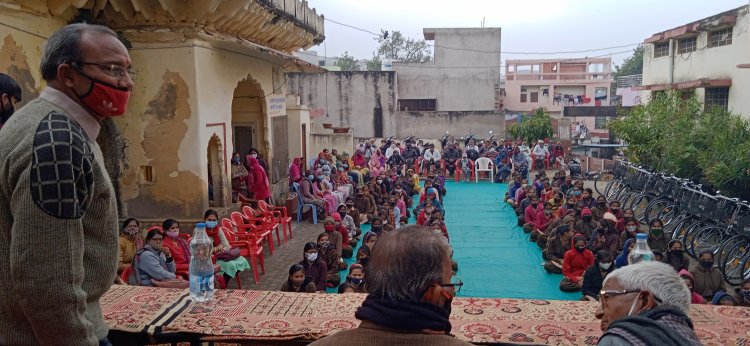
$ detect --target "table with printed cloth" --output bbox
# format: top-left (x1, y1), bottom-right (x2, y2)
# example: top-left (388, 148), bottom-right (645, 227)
top-left (102, 285), bottom-right (750, 345)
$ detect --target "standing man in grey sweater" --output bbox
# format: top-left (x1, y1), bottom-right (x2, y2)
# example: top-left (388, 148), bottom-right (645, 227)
top-left (0, 23), bottom-right (133, 345)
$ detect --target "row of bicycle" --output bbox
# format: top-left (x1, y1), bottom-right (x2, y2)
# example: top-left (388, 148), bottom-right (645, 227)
top-left (594, 160), bottom-right (750, 285)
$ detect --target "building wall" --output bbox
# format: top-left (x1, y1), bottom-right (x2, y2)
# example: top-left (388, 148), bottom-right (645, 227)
top-left (504, 58), bottom-right (612, 115)
top-left (395, 111), bottom-right (505, 139)
top-left (285, 71), bottom-right (397, 138)
top-left (395, 28), bottom-right (501, 111)
top-left (642, 6), bottom-right (750, 118)
top-left (114, 40), bottom-right (283, 219)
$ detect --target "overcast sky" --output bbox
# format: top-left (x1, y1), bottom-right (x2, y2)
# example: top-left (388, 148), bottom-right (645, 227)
top-left (303, 0), bottom-right (748, 68)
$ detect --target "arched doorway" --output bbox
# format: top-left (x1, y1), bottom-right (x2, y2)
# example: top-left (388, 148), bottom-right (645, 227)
top-left (231, 76), bottom-right (266, 167)
top-left (207, 134), bottom-right (228, 207)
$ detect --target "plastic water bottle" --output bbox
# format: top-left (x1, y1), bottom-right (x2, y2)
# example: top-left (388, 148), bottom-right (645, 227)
top-left (628, 233), bottom-right (653, 264)
top-left (189, 222), bottom-right (214, 302)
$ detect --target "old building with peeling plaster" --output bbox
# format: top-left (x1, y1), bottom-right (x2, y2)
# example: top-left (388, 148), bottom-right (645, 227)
top-left (0, 0), bottom-right (326, 221)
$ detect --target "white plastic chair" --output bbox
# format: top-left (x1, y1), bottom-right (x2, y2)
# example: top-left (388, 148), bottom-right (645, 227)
top-left (474, 157), bottom-right (494, 183)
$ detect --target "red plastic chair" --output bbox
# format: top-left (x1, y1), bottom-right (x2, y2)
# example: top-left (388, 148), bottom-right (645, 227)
top-left (221, 227), bottom-right (265, 285)
top-left (230, 212), bottom-right (275, 255)
top-left (258, 200), bottom-right (293, 244)
top-left (239, 207), bottom-right (281, 250)
top-left (454, 159), bottom-right (475, 182)
top-left (221, 218), bottom-right (264, 248)
top-left (121, 265), bottom-right (132, 284)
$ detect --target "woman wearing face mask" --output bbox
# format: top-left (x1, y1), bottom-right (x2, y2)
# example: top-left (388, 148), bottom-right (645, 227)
top-left (162, 219), bottom-right (226, 288)
top-left (118, 218), bottom-right (143, 275)
top-left (230, 152), bottom-right (249, 202)
top-left (616, 208), bottom-right (635, 233)
top-left (246, 156), bottom-right (271, 203)
top-left (288, 157), bottom-right (303, 189)
top-left (280, 264), bottom-right (317, 293)
top-left (557, 196), bottom-right (578, 219)
top-left (337, 203), bottom-right (360, 247)
top-left (543, 224), bottom-right (573, 274)
top-left (369, 217), bottom-right (384, 235)
top-left (588, 219), bottom-right (619, 256)
top-left (591, 196), bottom-right (608, 221)
top-left (647, 219), bottom-right (667, 252)
top-left (312, 169), bottom-right (339, 215)
top-left (298, 170), bottom-right (327, 219)
top-left (133, 228), bottom-right (189, 288)
top-left (204, 209), bottom-right (251, 287)
top-left (560, 235), bottom-right (594, 292)
top-left (690, 250), bottom-right (728, 301)
top-left (664, 239), bottom-right (689, 272)
top-left (581, 250), bottom-right (614, 301)
top-left (678, 269), bottom-right (706, 304)
top-left (619, 218), bottom-right (640, 251)
top-left (615, 238), bottom-right (635, 269)
top-left (316, 233), bottom-right (343, 286)
top-left (345, 264), bottom-right (366, 293)
top-left (575, 208), bottom-right (597, 240)
top-left (298, 242), bottom-right (327, 292)
top-left (356, 246), bottom-right (371, 268)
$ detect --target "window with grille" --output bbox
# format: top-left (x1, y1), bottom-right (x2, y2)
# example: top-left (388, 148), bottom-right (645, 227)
top-left (398, 99), bottom-right (436, 111)
top-left (530, 92), bottom-right (539, 103)
top-left (595, 116), bottom-right (609, 129)
top-left (653, 42), bottom-right (670, 58)
top-left (704, 87), bottom-right (729, 111)
top-left (709, 28), bottom-right (732, 48)
top-left (520, 93), bottom-right (527, 103)
top-left (678, 37), bottom-right (696, 53)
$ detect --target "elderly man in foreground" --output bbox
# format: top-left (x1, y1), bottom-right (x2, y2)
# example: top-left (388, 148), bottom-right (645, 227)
top-left (310, 225), bottom-right (471, 346)
top-left (595, 261), bottom-right (701, 346)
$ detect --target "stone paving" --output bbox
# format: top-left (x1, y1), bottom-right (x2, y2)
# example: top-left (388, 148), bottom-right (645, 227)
top-left (226, 219), bottom-right (325, 291)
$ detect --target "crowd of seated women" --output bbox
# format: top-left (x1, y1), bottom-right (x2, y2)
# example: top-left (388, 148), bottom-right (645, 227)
top-left (504, 166), bottom-right (746, 305)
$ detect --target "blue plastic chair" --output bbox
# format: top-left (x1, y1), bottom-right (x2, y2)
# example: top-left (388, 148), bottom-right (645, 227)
top-left (292, 182), bottom-right (318, 224)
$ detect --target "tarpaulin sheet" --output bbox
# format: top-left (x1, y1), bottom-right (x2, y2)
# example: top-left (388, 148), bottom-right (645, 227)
top-left (445, 181), bottom-right (580, 300)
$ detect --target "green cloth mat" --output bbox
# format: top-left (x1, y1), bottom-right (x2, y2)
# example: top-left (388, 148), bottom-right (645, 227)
top-left (445, 181), bottom-right (580, 300)
top-left (218, 256), bottom-right (251, 278)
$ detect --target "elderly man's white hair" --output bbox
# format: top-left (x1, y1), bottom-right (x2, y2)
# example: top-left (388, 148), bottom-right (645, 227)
top-left (604, 261), bottom-right (691, 314)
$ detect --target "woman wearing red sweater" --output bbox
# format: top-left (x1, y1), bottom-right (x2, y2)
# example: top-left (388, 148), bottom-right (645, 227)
top-left (560, 234), bottom-right (594, 292)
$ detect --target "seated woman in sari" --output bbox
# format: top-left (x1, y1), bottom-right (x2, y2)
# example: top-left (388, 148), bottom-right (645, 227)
top-left (161, 219), bottom-right (226, 288)
top-left (204, 209), bottom-right (251, 286)
top-left (118, 218), bottom-right (143, 275)
top-left (368, 149), bottom-right (384, 178)
top-left (312, 169), bottom-right (340, 215)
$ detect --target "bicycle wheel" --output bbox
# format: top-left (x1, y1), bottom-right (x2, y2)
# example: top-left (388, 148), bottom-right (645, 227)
top-left (614, 186), bottom-right (632, 207)
top-left (723, 241), bottom-right (750, 285)
top-left (660, 205), bottom-right (679, 226)
top-left (605, 180), bottom-right (622, 201)
top-left (683, 220), bottom-right (712, 258)
top-left (717, 235), bottom-right (744, 273)
top-left (631, 194), bottom-right (652, 223)
top-left (596, 172), bottom-right (615, 197)
top-left (669, 215), bottom-right (693, 242)
top-left (688, 225), bottom-right (727, 259)
top-left (645, 198), bottom-right (671, 224)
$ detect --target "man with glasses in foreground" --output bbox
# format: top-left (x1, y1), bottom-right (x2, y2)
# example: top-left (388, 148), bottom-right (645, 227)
top-left (0, 23), bottom-right (132, 345)
top-left (311, 225), bottom-right (470, 345)
top-left (595, 261), bottom-right (701, 346)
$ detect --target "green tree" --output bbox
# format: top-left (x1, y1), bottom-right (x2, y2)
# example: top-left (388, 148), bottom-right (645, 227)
top-left (612, 45), bottom-right (644, 79)
top-left (608, 90), bottom-right (750, 199)
top-left (373, 30), bottom-right (432, 63)
top-left (366, 55), bottom-right (382, 71)
top-left (507, 108), bottom-right (554, 143)
top-left (334, 51), bottom-right (360, 71)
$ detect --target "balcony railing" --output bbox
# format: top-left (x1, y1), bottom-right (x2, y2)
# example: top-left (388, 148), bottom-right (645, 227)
top-left (506, 71), bottom-right (611, 81)
top-left (616, 74), bottom-right (643, 88)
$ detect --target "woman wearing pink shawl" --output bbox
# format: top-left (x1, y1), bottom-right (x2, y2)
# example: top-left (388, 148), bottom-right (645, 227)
top-left (368, 149), bottom-right (384, 178)
top-left (247, 157), bottom-right (271, 201)
top-left (289, 157), bottom-right (302, 187)
top-left (312, 169), bottom-right (338, 214)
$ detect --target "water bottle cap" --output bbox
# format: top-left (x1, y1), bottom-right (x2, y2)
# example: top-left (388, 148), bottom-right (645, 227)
top-left (636, 233), bottom-right (647, 240)
top-left (195, 222), bottom-right (207, 228)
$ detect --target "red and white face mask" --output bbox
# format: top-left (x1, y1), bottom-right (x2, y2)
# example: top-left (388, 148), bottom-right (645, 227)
top-left (77, 76), bottom-right (130, 117)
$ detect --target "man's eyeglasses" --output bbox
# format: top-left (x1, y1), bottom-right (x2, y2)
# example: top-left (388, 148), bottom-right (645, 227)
top-left (599, 290), bottom-right (662, 304)
top-left (76, 62), bottom-right (136, 81)
top-left (440, 275), bottom-right (463, 294)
